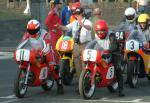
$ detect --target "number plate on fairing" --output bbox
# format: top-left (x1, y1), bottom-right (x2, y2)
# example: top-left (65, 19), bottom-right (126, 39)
top-left (16, 49), bottom-right (30, 61)
top-left (82, 49), bottom-right (97, 62)
top-left (126, 40), bottom-right (139, 51)
top-left (106, 66), bottom-right (114, 79)
top-left (39, 67), bottom-right (48, 80)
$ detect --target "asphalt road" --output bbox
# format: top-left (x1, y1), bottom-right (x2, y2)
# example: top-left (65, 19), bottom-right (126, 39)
top-left (1, 57), bottom-right (150, 103)
top-left (1, 1), bottom-right (150, 103)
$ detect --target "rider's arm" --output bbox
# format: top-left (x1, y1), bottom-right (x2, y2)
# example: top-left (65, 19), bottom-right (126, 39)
top-left (17, 39), bottom-right (28, 49)
top-left (21, 32), bottom-right (29, 42)
top-left (85, 39), bottom-right (97, 49)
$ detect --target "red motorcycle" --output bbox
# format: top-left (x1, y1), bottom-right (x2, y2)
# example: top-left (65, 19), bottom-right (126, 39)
top-left (79, 48), bottom-right (118, 99)
top-left (13, 42), bottom-right (56, 98)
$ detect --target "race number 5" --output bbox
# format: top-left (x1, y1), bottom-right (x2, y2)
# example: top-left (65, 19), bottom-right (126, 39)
top-left (87, 50), bottom-right (92, 60)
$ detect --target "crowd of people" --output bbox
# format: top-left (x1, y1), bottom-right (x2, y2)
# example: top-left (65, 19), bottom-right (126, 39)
top-left (19, 0), bottom-right (150, 97)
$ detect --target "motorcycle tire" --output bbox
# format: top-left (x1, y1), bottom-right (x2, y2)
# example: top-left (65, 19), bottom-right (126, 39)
top-left (41, 74), bottom-right (54, 91)
top-left (127, 60), bottom-right (138, 88)
top-left (59, 59), bottom-right (73, 86)
top-left (146, 76), bottom-right (150, 81)
top-left (107, 80), bottom-right (118, 93)
top-left (79, 69), bottom-right (95, 99)
top-left (14, 69), bottom-right (28, 98)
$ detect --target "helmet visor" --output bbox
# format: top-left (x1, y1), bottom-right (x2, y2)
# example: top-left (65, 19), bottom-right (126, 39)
top-left (96, 30), bottom-right (107, 34)
top-left (27, 27), bottom-right (39, 35)
top-left (96, 30), bottom-right (107, 39)
top-left (126, 15), bottom-right (135, 20)
top-left (71, 10), bottom-right (76, 15)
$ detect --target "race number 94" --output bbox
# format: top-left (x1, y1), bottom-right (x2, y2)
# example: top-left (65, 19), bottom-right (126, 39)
top-left (115, 31), bottom-right (124, 40)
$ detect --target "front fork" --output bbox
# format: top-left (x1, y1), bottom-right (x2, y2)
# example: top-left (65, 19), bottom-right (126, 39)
top-left (24, 64), bottom-right (31, 85)
top-left (69, 54), bottom-right (74, 73)
top-left (129, 56), bottom-right (140, 75)
top-left (137, 57), bottom-right (141, 75)
top-left (85, 63), bottom-right (97, 86)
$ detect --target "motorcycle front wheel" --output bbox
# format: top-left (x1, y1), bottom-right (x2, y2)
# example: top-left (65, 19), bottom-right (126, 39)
top-left (41, 74), bottom-right (54, 91)
top-left (14, 69), bottom-right (28, 98)
top-left (79, 69), bottom-right (95, 99)
top-left (59, 59), bottom-right (74, 86)
top-left (127, 60), bottom-right (138, 88)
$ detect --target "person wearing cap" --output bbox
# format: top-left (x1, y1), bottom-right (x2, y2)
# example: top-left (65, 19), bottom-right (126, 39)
top-left (60, 0), bottom-right (73, 25)
top-left (45, 0), bottom-right (64, 94)
top-left (56, 7), bottom-right (92, 92)
top-left (136, 0), bottom-right (149, 14)
top-left (69, 2), bottom-right (81, 23)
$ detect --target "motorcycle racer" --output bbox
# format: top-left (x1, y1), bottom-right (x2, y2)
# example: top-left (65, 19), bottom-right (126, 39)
top-left (86, 20), bottom-right (125, 97)
top-left (17, 19), bottom-right (64, 94)
top-left (129, 13), bottom-right (150, 49)
top-left (117, 7), bottom-right (137, 34)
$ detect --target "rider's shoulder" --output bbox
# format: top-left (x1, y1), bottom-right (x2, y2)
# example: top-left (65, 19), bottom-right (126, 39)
top-left (108, 30), bottom-right (115, 37)
top-left (40, 28), bottom-right (48, 33)
top-left (88, 39), bottom-right (97, 44)
top-left (134, 25), bottom-right (139, 30)
top-left (39, 29), bottom-right (48, 37)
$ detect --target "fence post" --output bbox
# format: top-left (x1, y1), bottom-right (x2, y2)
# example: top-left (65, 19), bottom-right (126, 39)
top-left (45, 0), bottom-right (49, 7)
top-left (7, 0), bottom-right (19, 8)
top-left (23, 0), bottom-right (31, 15)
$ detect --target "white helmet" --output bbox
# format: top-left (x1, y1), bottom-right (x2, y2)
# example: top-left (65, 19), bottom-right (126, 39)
top-left (124, 7), bottom-right (137, 23)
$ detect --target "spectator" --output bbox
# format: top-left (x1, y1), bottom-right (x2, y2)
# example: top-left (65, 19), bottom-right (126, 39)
top-left (69, 2), bottom-right (81, 23)
top-left (136, 0), bottom-right (150, 13)
top-left (49, 0), bottom-right (55, 10)
top-left (56, 7), bottom-right (92, 92)
top-left (45, 0), bottom-right (63, 75)
top-left (60, 0), bottom-right (73, 25)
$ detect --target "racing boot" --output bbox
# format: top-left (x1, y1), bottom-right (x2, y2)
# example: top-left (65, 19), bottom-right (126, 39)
top-left (118, 76), bottom-right (125, 97)
top-left (116, 68), bottom-right (125, 97)
top-left (119, 91), bottom-right (125, 97)
top-left (56, 79), bottom-right (64, 94)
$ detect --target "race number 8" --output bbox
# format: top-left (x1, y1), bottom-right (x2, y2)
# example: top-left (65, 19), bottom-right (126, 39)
top-left (61, 41), bottom-right (68, 50)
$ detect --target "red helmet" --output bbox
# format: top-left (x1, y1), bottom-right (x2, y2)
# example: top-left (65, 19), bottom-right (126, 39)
top-left (27, 19), bottom-right (40, 35)
top-left (95, 20), bottom-right (108, 39)
top-left (71, 2), bottom-right (81, 15)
